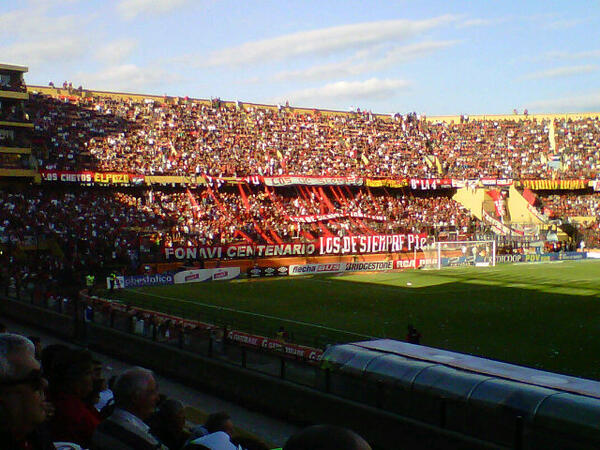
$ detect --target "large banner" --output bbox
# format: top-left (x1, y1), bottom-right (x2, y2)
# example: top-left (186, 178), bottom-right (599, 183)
top-left (40, 170), bottom-right (145, 186)
top-left (165, 242), bottom-right (317, 260)
top-left (318, 233), bottom-right (427, 255)
top-left (289, 212), bottom-right (386, 223)
top-left (409, 178), bottom-right (453, 190)
top-left (482, 210), bottom-right (512, 236)
top-left (165, 234), bottom-right (428, 260)
top-left (263, 175), bottom-right (363, 187)
top-left (365, 178), bottom-right (409, 188)
top-left (521, 179), bottom-right (588, 190)
top-left (486, 190), bottom-right (506, 218)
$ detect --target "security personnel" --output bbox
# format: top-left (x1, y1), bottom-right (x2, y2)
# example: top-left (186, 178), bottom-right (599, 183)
top-left (86, 273), bottom-right (95, 295)
top-left (108, 272), bottom-right (118, 294)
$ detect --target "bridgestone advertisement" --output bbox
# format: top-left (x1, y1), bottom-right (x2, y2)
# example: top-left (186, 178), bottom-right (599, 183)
top-left (289, 261), bottom-right (393, 276)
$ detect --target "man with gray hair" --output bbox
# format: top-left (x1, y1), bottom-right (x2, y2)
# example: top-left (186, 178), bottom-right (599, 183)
top-left (91, 367), bottom-right (166, 449)
top-left (0, 333), bottom-right (54, 449)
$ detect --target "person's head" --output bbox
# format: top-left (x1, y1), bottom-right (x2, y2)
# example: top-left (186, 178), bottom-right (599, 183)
top-left (49, 348), bottom-right (94, 399)
top-left (112, 367), bottom-right (159, 420)
top-left (155, 398), bottom-right (186, 431)
top-left (205, 411), bottom-right (234, 437)
top-left (284, 425), bottom-right (372, 450)
top-left (40, 343), bottom-right (70, 379)
top-left (0, 334), bottom-right (48, 437)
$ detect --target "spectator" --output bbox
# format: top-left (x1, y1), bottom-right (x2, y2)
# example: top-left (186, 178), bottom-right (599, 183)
top-left (185, 411), bottom-right (236, 449)
top-left (91, 367), bottom-right (166, 449)
top-left (0, 333), bottom-right (54, 449)
top-left (283, 425), bottom-right (372, 450)
top-left (48, 348), bottom-right (101, 447)
top-left (149, 398), bottom-right (190, 450)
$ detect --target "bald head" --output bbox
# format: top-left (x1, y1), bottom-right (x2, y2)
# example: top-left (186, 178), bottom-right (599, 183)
top-left (284, 425), bottom-right (371, 450)
top-left (113, 367), bottom-right (159, 420)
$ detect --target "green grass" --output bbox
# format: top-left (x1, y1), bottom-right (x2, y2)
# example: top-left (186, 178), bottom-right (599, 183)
top-left (105, 260), bottom-right (600, 380)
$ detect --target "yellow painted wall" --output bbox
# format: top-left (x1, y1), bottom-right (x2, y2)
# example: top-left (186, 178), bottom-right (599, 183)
top-left (453, 187), bottom-right (484, 220)
top-left (0, 168), bottom-right (36, 177)
top-left (507, 184), bottom-right (544, 224)
top-left (0, 147), bottom-right (31, 154)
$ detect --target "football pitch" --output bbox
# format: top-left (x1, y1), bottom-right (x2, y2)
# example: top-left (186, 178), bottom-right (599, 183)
top-left (107, 259), bottom-right (600, 380)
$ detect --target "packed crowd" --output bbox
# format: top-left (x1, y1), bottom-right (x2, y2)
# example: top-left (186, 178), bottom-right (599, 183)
top-left (554, 117), bottom-right (600, 176)
top-left (539, 193), bottom-right (600, 218)
top-left (27, 92), bottom-right (600, 179)
top-left (538, 193), bottom-right (600, 248)
top-left (0, 332), bottom-right (371, 449)
top-left (0, 186), bottom-right (476, 258)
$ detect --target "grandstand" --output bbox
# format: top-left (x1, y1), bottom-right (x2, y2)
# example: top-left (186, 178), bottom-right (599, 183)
top-left (2, 81), bottom-right (600, 265)
top-left (1, 68), bottom-right (600, 450)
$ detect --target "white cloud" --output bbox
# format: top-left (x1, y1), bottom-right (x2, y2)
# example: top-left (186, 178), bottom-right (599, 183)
top-left (544, 49), bottom-right (600, 60)
top-left (0, 37), bottom-right (88, 66)
top-left (117, 0), bottom-right (191, 19)
top-left (272, 40), bottom-right (459, 82)
top-left (96, 39), bottom-right (138, 64)
top-left (76, 64), bottom-right (179, 91)
top-left (542, 18), bottom-right (588, 31)
top-left (273, 78), bottom-right (410, 106)
top-left (526, 92), bottom-right (600, 112)
top-left (0, 9), bottom-right (82, 38)
top-left (458, 18), bottom-right (503, 28)
top-left (523, 65), bottom-right (597, 80)
top-left (205, 15), bottom-right (459, 67)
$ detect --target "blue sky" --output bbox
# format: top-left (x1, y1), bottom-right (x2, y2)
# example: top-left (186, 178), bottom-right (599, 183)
top-left (1, 0), bottom-right (599, 115)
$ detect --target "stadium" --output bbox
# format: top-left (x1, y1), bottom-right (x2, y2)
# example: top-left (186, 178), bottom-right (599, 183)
top-left (1, 6), bottom-right (600, 448)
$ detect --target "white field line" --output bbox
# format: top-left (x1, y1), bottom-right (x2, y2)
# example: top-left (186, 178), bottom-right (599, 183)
top-left (129, 289), bottom-right (374, 338)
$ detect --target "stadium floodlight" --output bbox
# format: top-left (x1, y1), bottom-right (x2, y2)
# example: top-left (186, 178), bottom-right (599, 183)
top-left (421, 240), bottom-right (496, 270)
